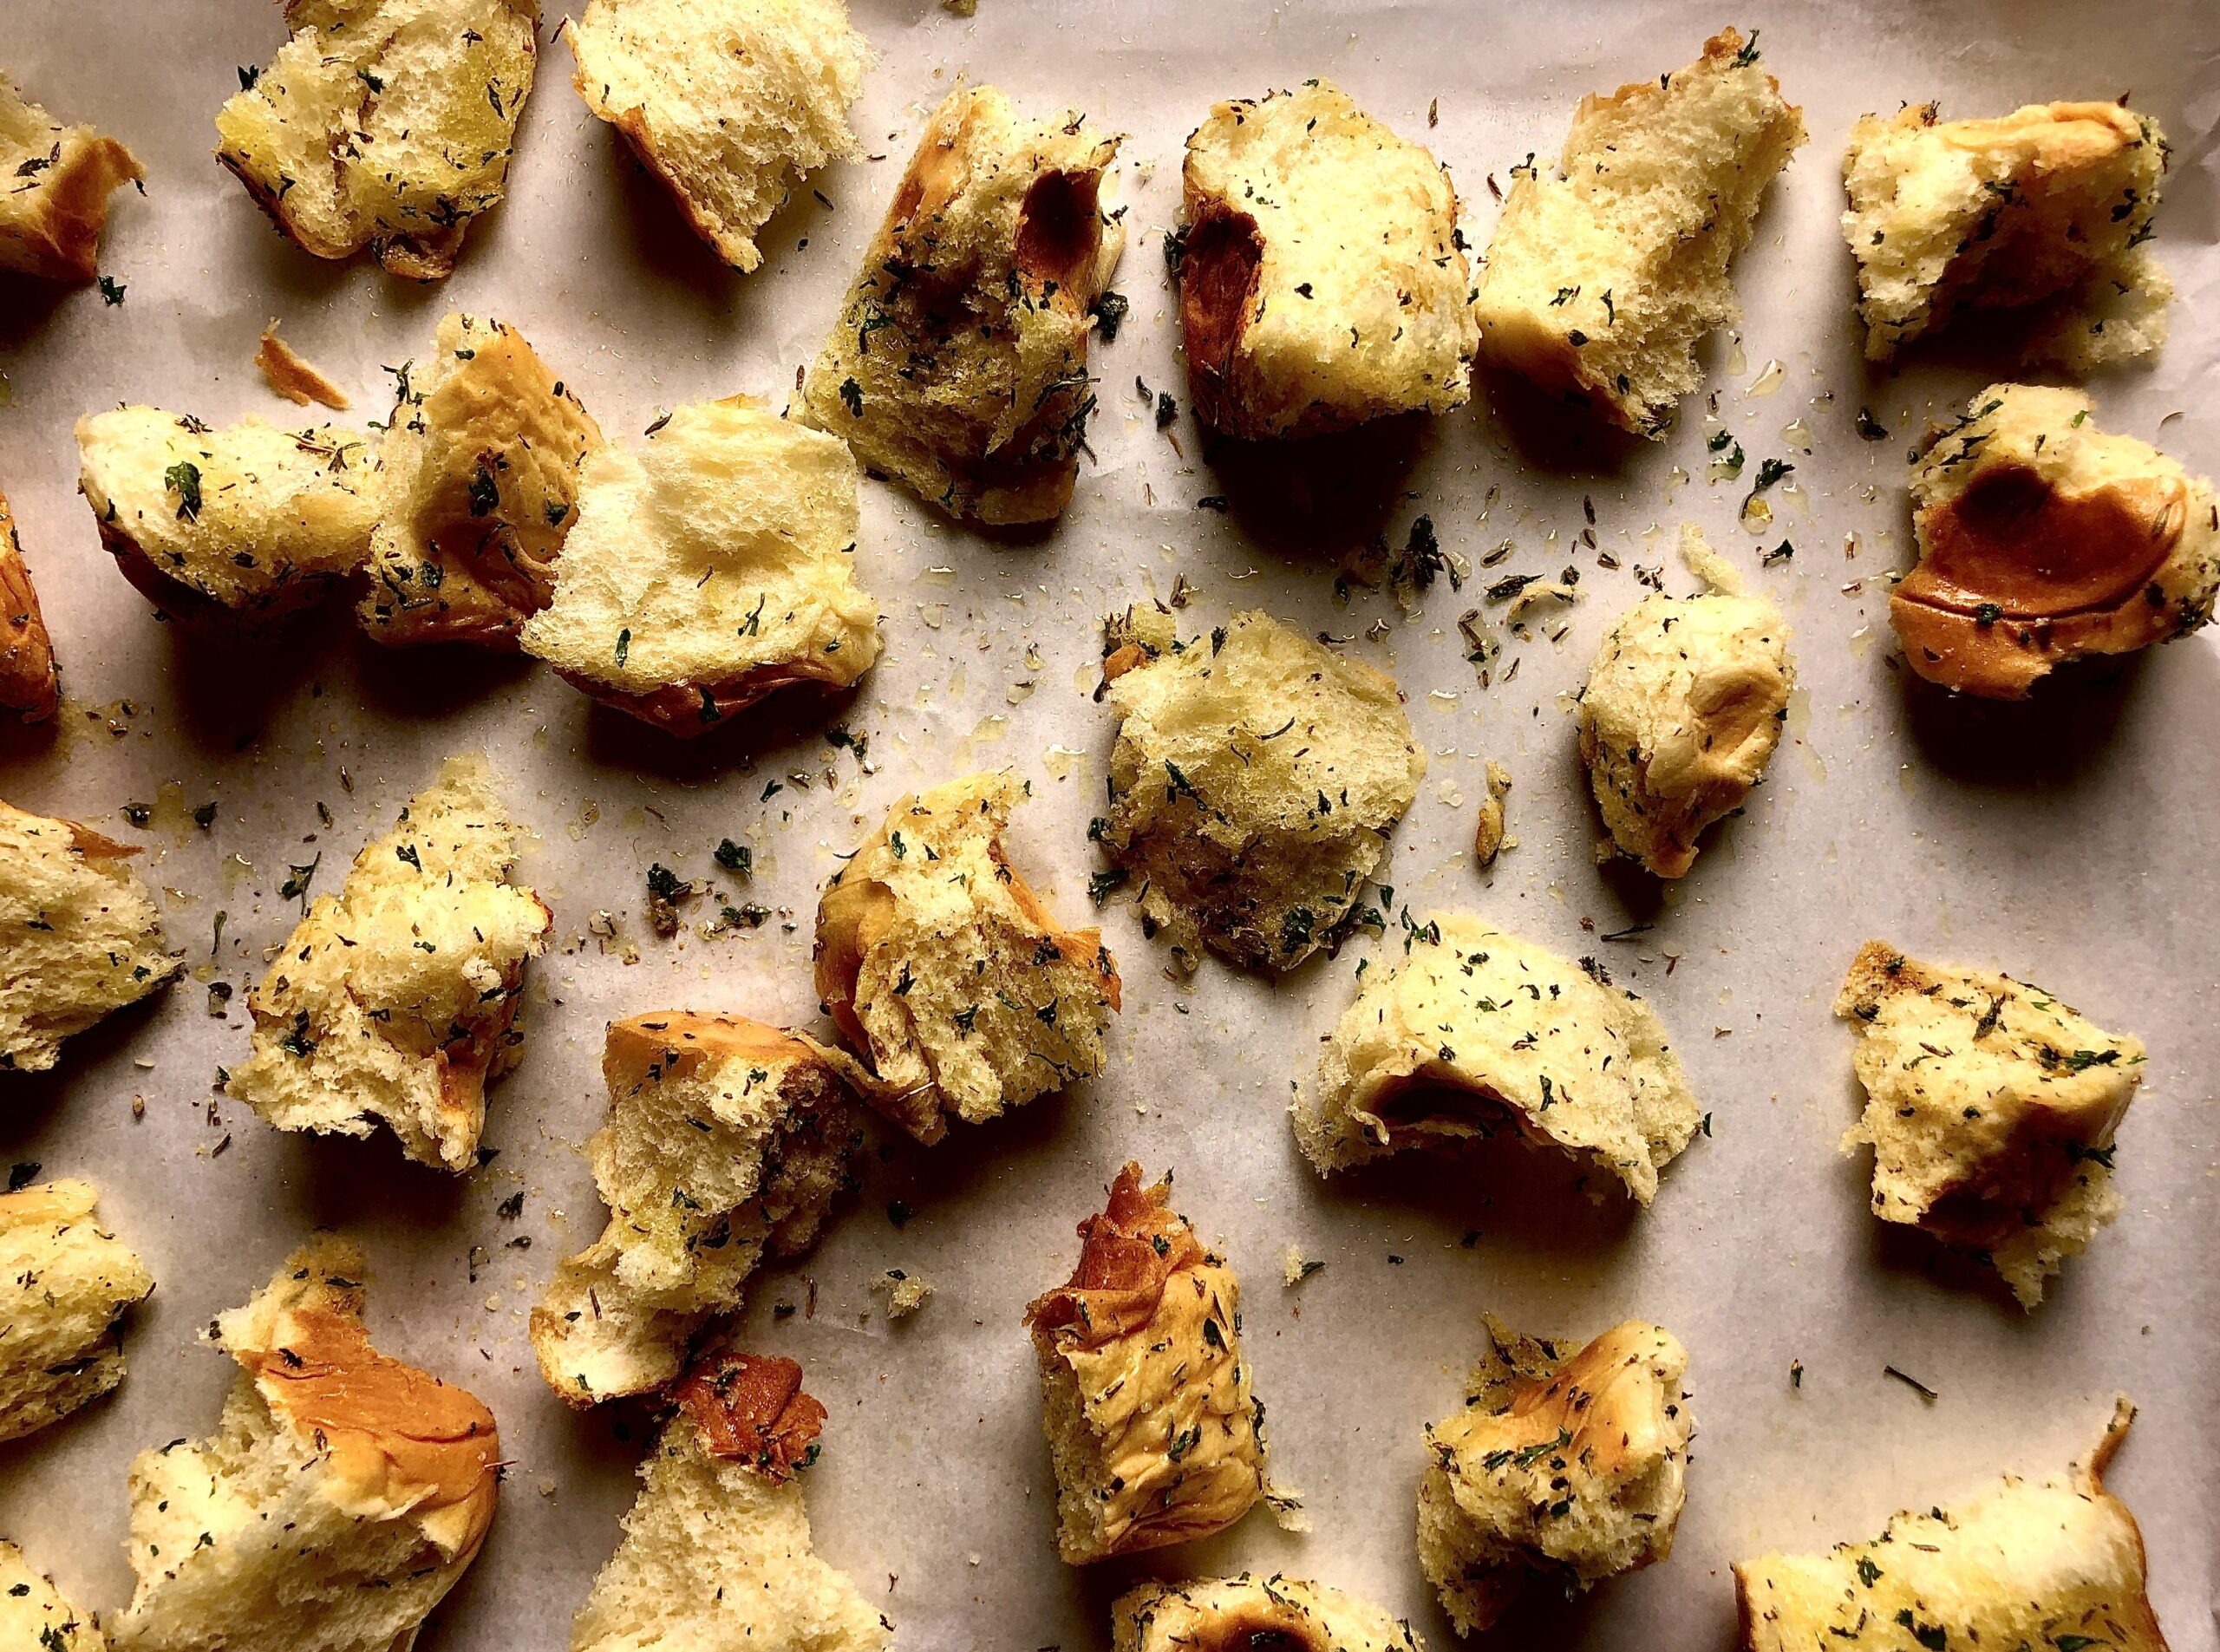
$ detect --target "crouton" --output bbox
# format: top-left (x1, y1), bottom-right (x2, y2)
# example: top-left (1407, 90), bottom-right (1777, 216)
top-left (800, 85), bottom-right (1123, 524)
top-left (568, 0), bottom-right (872, 271)
top-left (1096, 608), bottom-right (1425, 972)
top-left (75, 408), bottom-right (376, 621)
top-left (1025, 1165), bottom-right (1266, 1564)
top-left (112, 1238), bottom-right (500, 1652)
top-left (571, 1351), bottom-right (890, 1652)
top-left (1293, 914), bottom-right (1701, 1204)
top-left (815, 771), bottom-right (1118, 1143)
top-left (1420, 1317), bottom-right (1692, 1635)
top-left (1895, 383), bottom-right (2218, 698)
top-left (1842, 101), bottom-right (2168, 362)
top-left (0, 802), bottom-right (177, 1073)
top-left (0, 1179), bottom-right (153, 1442)
top-left (532, 1013), bottom-right (868, 1406)
top-left (519, 396), bottom-right (880, 732)
top-left (361, 312), bottom-right (603, 648)
top-left (1113, 1575), bottom-right (1421, 1652)
top-left (1835, 941), bottom-right (2144, 1308)
top-left (226, 754), bottom-right (552, 1171)
top-left (0, 1540), bottom-right (104, 1652)
top-left (1473, 29), bottom-right (1805, 437)
top-left (1177, 79), bottom-right (1476, 438)
top-left (1577, 526), bottom-right (1794, 877)
top-left (217, 0), bottom-right (539, 280)
top-left (0, 75), bottom-right (141, 282)
top-left (0, 487), bottom-right (60, 721)
top-left (1736, 1398), bottom-right (2164, 1652)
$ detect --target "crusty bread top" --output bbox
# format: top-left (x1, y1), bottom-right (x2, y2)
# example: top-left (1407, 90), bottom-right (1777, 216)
top-left (1180, 79), bottom-right (1476, 438)
top-left (214, 1237), bottom-right (500, 1562)
top-left (1439, 1318), bottom-right (1688, 1484)
top-left (1894, 383), bottom-right (2219, 698)
top-left (671, 1350), bottom-right (826, 1481)
top-left (0, 486), bottom-right (60, 722)
top-left (0, 73), bottom-right (142, 283)
top-left (1113, 1574), bottom-right (1420, 1652)
top-left (1024, 1162), bottom-right (1206, 1350)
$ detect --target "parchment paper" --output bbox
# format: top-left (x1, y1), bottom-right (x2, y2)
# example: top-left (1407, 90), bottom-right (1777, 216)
top-left (1, 1), bottom-right (2215, 1647)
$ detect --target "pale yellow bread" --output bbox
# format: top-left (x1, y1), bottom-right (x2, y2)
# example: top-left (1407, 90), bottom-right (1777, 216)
top-left (0, 74), bottom-right (141, 281)
top-left (0, 1179), bottom-right (153, 1442)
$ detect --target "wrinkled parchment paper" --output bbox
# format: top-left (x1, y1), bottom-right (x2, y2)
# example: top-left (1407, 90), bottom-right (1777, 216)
top-left (2, 1), bottom-right (2215, 1647)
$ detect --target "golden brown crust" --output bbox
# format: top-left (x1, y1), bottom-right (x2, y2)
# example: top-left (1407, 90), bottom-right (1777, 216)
top-left (672, 1351), bottom-right (826, 1481)
top-left (1176, 197), bottom-right (1266, 436)
top-left (5, 130), bottom-right (142, 282)
top-left (551, 656), bottom-right (854, 736)
top-left (1897, 463), bottom-right (2191, 697)
top-left (0, 491), bottom-right (60, 722)
top-left (255, 327), bottom-right (352, 410)
top-left (1024, 1163), bottom-right (1206, 1348)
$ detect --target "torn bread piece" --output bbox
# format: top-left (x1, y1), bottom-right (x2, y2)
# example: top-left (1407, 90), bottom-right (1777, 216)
top-left (0, 1179), bottom-right (153, 1443)
top-left (815, 771), bottom-right (1118, 1144)
top-left (518, 395), bottom-right (879, 732)
top-left (0, 1540), bottom-right (105, 1652)
top-left (227, 754), bottom-right (552, 1171)
top-left (568, 0), bottom-right (872, 272)
top-left (255, 325), bottom-right (350, 410)
top-left (75, 408), bottom-right (376, 622)
top-left (1474, 29), bottom-right (1805, 437)
top-left (1895, 383), bottom-right (2218, 698)
top-left (1835, 941), bottom-right (2144, 1308)
top-left (1113, 1574), bottom-right (1422, 1652)
top-left (1025, 1165), bottom-right (1266, 1564)
top-left (1842, 101), bottom-right (2169, 362)
top-left (1577, 526), bottom-right (1794, 877)
top-left (1293, 914), bottom-right (1701, 1204)
top-left (1473, 762), bottom-right (1512, 869)
top-left (216, 0), bottom-right (539, 280)
top-left (532, 1013), bottom-right (868, 1406)
top-left (0, 75), bottom-right (141, 282)
top-left (0, 802), bottom-right (177, 1073)
top-left (800, 85), bottom-right (1123, 524)
top-left (0, 486), bottom-right (61, 721)
top-left (113, 1237), bottom-right (500, 1652)
top-left (1096, 608), bottom-right (1425, 973)
top-left (571, 1351), bottom-right (891, 1652)
top-left (1736, 1398), bottom-right (2165, 1652)
top-left (1420, 1317), bottom-right (1693, 1636)
top-left (1178, 79), bottom-right (1476, 438)
top-left (362, 311), bottom-right (602, 648)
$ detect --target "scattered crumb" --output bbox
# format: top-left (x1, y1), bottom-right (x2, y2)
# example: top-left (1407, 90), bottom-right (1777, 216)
top-left (1473, 761), bottom-right (1512, 868)
top-left (940, 0), bottom-right (976, 12)
top-left (872, 1269), bottom-right (933, 1319)
top-left (1282, 1244), bottom-right (1324, 1286)
top-left (255, 323), bottom-right (350, 409)
top-left (1264, 1480), bottom-right (1312, 1533)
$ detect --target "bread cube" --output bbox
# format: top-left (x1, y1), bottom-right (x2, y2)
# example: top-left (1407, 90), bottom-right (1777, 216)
top-left (1113, 1575), bottom-right (1422, 1652)
top-left (0, 1179), bottom-right (153, 1442)
top-left (0, 75), bottom-right (140, 281)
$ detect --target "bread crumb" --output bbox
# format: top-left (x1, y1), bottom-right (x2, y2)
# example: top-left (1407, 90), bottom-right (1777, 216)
top-left (872, 1270), bottom-right (933, 1319)
top-left (255, 324), bottom-right (350, 409)
top-left (1474, 761), bottom-right (1512, 867)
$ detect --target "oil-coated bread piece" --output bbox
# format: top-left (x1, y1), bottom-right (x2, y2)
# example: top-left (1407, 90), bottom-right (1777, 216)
top-left (571, 1351), bottom-right (890, 1652)
top-left (1097, 608), bottom-right (1424, 973)
top-left (1895, 384), bottom-right (2218, 699)
top-left (1294, 914), bottom-right (1701, 1204)
top-left (519, 396), bottom-right (880, 733)
top-left (568, 0), bottom-right (872, 272)
top-left (1113, 1575), bottom-right (1423, 1652)
top-left (112, 1238), bottom-right (500, 1652)
top-left (1736, 1398), bottom-right (2164, 1652)
top-left (0, 1179), bottom-right (153, 1442)
top-left (1577, 526), bottom-right (1793, 877)
top-left (0, 487), bottom-right (61, 721)
top-left (1842, 101), bottom-right (2168, 362)
top-left (1025, 1165), bottom-right (1266, 1564)
top-left (1178, 79), bottom-right (1476, 438)
top-left (0, 75), bottom-right (141, 281)
top-left (0, 1539), bottom-right (105, 1652)
top-left (800, 85), bottom-right (1123, 524)
top-left (361, 311), bottom-right (602, 647)
top-left (227, 754), bottom-right (552, 1171)
top-left (532, 1013), bottom-right (868, 1406)
top-left (75, 409), bottom-right (376, 621)
top-left (1835, 941), bottom-right (2143, 1308)
top-left (1419, 1318), bottom-right (1692, 1636)
top-left (815, 771), bottom-right (1118, 1143)
top-left (0, 803), bottom-right (177, 1073)
top-left (1474, 29), bottom-right (1804, 437)
top-left (217, 0), bottom-right (539, 280)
